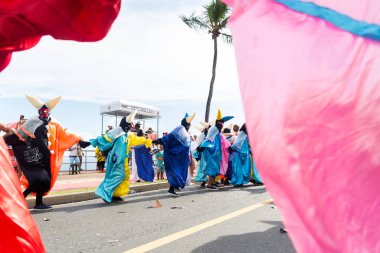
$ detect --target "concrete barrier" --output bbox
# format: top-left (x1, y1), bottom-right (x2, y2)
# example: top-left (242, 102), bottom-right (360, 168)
top-left (26, 182), bottom-right (170, 208)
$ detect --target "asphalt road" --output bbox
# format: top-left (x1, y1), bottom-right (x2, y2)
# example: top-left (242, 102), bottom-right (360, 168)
top-left (32, 184), bottom-right (296, 253)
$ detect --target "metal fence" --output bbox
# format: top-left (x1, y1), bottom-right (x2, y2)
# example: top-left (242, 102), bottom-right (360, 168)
top-left (61, 149), bottom-right (97, 171)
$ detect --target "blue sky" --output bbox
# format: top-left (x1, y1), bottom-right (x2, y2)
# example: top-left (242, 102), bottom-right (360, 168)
top-left (0, 0), bottom-right (245, 140)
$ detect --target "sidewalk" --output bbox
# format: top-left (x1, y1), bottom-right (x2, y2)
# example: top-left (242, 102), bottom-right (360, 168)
top-left (26, 170), bottom-right (170, 208)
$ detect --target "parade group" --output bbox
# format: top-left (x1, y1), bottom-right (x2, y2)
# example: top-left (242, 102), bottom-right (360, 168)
top-left (0, 95), bottom-right (263, 209)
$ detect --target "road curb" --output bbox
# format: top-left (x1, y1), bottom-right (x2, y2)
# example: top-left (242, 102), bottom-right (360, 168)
top-left (26, 182), bottom-right (170, 208)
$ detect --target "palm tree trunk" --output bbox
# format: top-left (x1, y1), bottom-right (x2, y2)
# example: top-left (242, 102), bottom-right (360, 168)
top-left (205, 37), bottom-right (218, 122)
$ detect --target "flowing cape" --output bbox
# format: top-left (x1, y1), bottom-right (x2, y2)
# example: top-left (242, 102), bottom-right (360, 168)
top-left (0, 137), bottom-right (46, 253)
top-left (90, 129), bottom-right (152, 202)
top-left (0, 0), bottom-right (121, 71)
top-left (134, 145), bottom-right (154, 182)
top-left (230, 133), bottom-right (251, 185)
top-left (200, 126), bottom-right (222, 177)
top-left (93, 135), bottom-right (127, 203)
top-left (161, 126), bottom-right (190, 189)
top-left (224, 0), bottom-right (380, 252)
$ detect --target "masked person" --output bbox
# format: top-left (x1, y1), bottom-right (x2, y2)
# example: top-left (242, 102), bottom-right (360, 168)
top-left (90, 111), bottom-right (152, 203)
top-left (153, 113), bottom-right (195, 196)
top-left (199, 109), bottom-right (233, 190)
top-left (230, 123), bottom-right (254, 186)
top-left (193, 121), bottom-right (213, 187)
top-left (2, 95), bottom-right (90, 209)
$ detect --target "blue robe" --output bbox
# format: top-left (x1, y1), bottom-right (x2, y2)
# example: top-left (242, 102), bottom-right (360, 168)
top-left (251, 155), bottom-right (263, 184)
top-left (230, 132), bottom-right (251, 186)
top-left (90, 127), bottom-right (127, 202)
top-left (200, 126), bottom-right (222, 178)
top-left (134, 144), bottom-right (154, 182)
top-left (161, 126), bottom-right (190, 189)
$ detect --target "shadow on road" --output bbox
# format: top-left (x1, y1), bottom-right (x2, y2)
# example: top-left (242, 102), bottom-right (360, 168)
top-left (191, 220), bottom-right (296, 253)
top-left (32, 184), bottom-right (267, 214)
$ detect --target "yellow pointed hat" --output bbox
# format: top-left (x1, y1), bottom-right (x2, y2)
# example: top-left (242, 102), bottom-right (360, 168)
top-left (26, 95), bottom-right (61, 110)
top-left (216, 109), bottom-right (223, 121)
top-left (216, 109), bottom-right (234, 122)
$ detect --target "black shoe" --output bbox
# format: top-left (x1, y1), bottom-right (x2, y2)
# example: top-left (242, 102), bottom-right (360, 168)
top-left (111, 197), bottom-right (124, 202)
top-left (200, 182), bottom-right (206, 188)
top-left (206, 185), bottom-right (218, 191)
top-left (224, 180), bottom-right (230, 186)
top-left (212, 183), bottom-right (222, 188)
top-left (34, 204), bottom-right (52, 210)
top-left (168, 189), bottom-right (180, 197)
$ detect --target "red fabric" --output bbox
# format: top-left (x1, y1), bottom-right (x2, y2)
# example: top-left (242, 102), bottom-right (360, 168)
top-left (0, 137), bottom-right (46, 253)
top-left (0, 0), bottom-right (121, 71)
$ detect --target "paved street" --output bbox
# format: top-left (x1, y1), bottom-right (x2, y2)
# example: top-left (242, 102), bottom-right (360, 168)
top-left (32, 184), bottom-right (295, 253)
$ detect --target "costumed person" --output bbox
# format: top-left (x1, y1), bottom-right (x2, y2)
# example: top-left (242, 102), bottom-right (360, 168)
top-left (90, 111), bottom-right (152, 203)
top-left (95, 147), bottom-right (106, 172)
top-left (153, 113), bottom-right (195, 196)
top-left (0, 0), bottom-right (121, 72)
top-left (0, 136), bottom-right (46, 252)
top-left (129, 123), bottom-right (142, 182)
top-left (2, 95), bottom-right (90, 209)
top-left (224, 0), bottom-right (380, 251)
top-left (230, 123), bottom-right (252, 186)
top-left (133, 129), bottom-right (155, 182)
top-left (193, 122), bottom-right (212, 187)
top-left (222, 124), bottom-right (235, 185)
top-left (199, 109), bottom-right (233, 190)
top-left (155, 144), bottom-right (165, 180)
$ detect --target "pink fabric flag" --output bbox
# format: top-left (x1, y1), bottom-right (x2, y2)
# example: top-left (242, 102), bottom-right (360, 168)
top-left (224, 0), bottom-right (380, 252)
top-left (220, 134), bottom-right (231, 176)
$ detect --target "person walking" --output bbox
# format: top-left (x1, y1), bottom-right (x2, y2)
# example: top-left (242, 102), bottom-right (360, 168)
top-left (153, 113), bottom-right (195, 196)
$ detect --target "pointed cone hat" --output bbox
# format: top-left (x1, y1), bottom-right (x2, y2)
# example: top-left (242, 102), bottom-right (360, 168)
top-left (186, 113), bottom-right (195, 123)
top-left (127, 110), bottom-right (137, 123)
top-left (45, 96), bottom-right (61, 110)
top-left (216, 109), bottom-right (234, 123)
top-left (216, 109), bottom-right (223, 121)
top-left (26, 95), bottom-right (44, 110)
top-left (200, 121), bottom-right (211, 129)
top-left (26, 95), bottom-right (61, 110)
top-left (193, 125), bottom-right (204, 132)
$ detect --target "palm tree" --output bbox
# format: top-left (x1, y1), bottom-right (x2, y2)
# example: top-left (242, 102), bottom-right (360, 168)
top-left (181, 0), bottom-right (232, 122)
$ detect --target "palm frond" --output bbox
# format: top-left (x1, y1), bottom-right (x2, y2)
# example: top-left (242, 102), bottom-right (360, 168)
top-left (180, 14), bottom-right (210, 32)
top-left (220, 33), bottom-right (233, 44)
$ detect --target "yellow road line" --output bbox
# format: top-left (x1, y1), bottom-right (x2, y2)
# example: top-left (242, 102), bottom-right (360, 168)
top-left (123, 199), bottom-right (273, 253)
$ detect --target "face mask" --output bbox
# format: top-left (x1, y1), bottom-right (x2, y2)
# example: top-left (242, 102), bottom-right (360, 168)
top-left (39, 108), bottom-right (50, 119)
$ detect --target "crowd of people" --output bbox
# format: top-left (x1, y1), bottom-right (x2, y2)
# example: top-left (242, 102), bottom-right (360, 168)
top-left (0, 95), bottom-right (263, 207)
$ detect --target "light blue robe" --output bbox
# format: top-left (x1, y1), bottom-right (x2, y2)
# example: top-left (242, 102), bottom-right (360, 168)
top-left (200, 126), bottom-right (222, 177)
top-left (193, 132), bottom-right (207, 182)
top-left (90, 127), bottom-right (127, 202)
top-left (230, 131), bottom-right (251, 186)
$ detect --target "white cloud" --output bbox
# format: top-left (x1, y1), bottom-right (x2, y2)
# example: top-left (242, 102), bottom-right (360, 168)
top-left (0, 0), bottom-right (240, 105)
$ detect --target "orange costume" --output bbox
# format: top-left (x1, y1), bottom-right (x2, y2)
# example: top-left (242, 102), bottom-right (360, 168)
top-left (0, 137), bottom-right (46, 252)
top-left (3, 96), bottom-right (87, 209)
